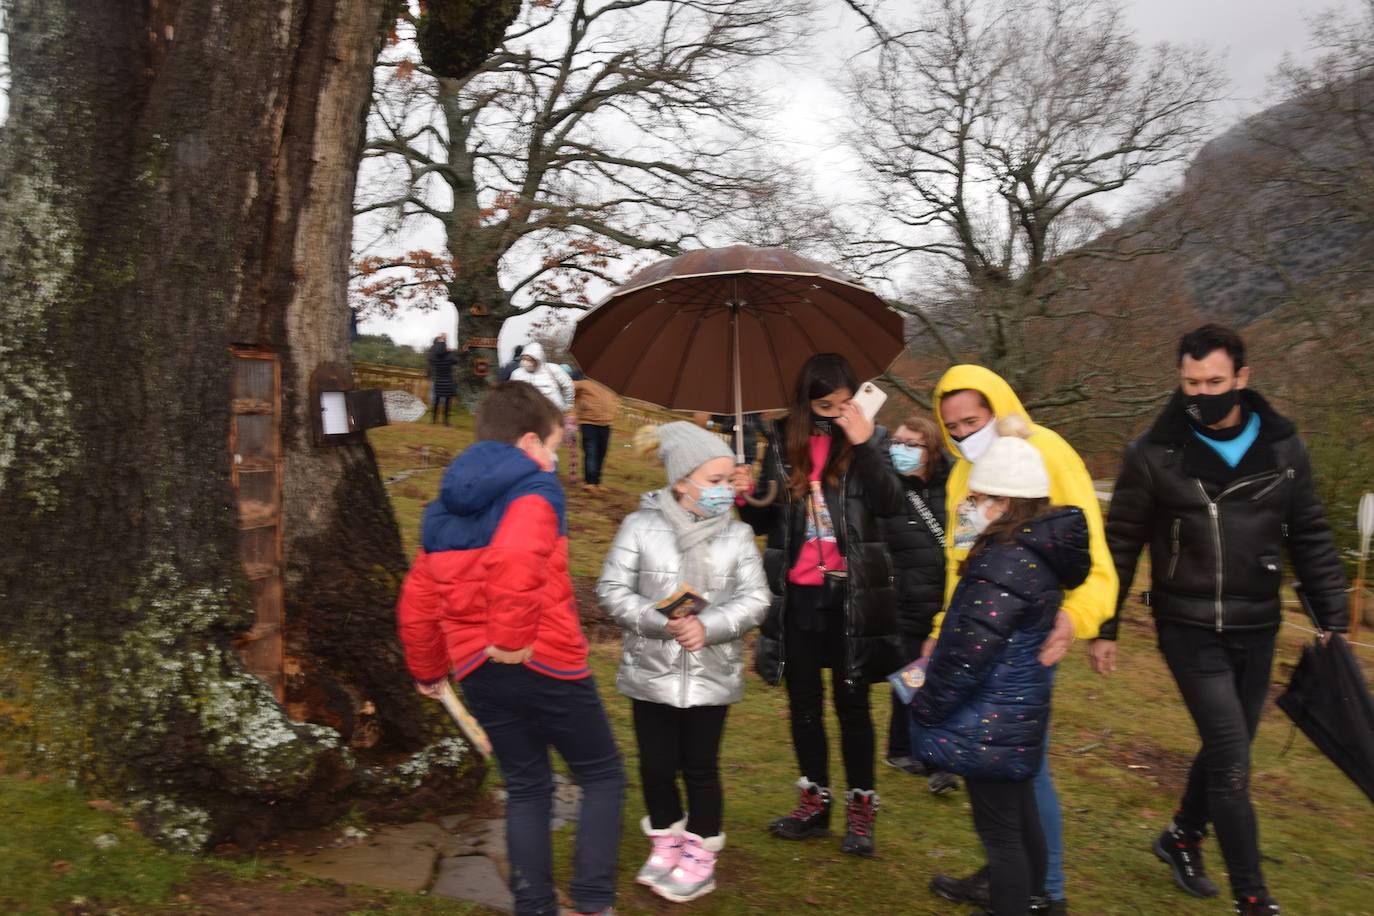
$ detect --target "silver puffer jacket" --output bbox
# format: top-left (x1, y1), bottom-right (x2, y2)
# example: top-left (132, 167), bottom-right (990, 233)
top-left (596, 491), bottom-right (770, 708)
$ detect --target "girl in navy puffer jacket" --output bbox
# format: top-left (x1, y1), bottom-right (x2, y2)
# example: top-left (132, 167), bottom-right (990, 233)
top-left (908, 420), bottom-right (1090, 916)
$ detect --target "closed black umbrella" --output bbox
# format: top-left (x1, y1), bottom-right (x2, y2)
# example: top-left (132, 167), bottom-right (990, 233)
top-left (1276, 593), bottom-right (1374, 805)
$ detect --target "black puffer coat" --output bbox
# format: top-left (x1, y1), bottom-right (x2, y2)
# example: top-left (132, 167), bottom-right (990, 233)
top-left (740, 418), bottom-right (906, 687)
top-left (1103, 389), bottom-right (1348, 637)
top-left (912, 508), bottom-right (1090, 781)
top-left (879, 459), bottom-right (950, 654)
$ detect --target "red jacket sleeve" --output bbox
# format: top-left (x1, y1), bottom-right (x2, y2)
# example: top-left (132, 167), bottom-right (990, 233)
top-left (396, 551), bottom-right (450, 683)
top-left (484, 494), bottom-right (558, 650)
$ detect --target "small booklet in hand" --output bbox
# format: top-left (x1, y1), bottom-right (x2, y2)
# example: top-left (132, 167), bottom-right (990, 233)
top-left (656, 585), bottom-right (709, 619)
top-left (888, 657), bottom-right (930, 706)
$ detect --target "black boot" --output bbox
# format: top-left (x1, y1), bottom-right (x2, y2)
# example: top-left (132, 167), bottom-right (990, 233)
top-left (1235, 894), bottom-right (1280, 915)
top-left (972, 894), bottom-right (1062, 916)
top-left (768, 778), bottom-right (832, 840)
top-left (1153, 821), bottom-right (1220, 898)
top-left (927, 770), bottom-right (960, 795)
top-left (838, 789), bottom-right (877, 857)
top-left (929, 865), bottom-right (991, 907)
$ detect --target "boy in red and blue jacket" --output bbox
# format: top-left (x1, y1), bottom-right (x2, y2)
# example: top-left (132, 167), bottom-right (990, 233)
top-left (397, 381), bottom-right (623, 916)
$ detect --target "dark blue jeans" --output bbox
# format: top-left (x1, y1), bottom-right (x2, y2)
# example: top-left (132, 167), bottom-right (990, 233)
top-left (580, 424), bottom-right (611, 485)
top-left (460, 663), bottom-right (625, 915)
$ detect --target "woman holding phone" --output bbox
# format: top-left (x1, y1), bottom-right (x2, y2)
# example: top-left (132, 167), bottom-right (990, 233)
top-left (737, 353), bottom-right (905, 858)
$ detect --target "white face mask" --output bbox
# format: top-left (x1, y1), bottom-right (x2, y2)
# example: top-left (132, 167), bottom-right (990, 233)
top-left (952, 420), bottom-right (998, 463)
top-left (957, 496), bottom-right (1001, 536)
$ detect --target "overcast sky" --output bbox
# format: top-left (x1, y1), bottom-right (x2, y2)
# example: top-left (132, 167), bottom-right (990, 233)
top-left (360, 0), bottom-right (1365, 358)
top-left (0, 4), bottom-right (1359, 355)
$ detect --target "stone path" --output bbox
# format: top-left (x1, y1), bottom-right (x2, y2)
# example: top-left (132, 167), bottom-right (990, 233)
top-left (283, 776), bottom-right (583, 912)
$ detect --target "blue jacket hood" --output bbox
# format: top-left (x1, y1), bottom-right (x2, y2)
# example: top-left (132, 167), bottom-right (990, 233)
top-left (1002, 507), bottom-right (1092, 594)
top-left (439, 441), bottom-right (544, 516)
top-left (421, 441), bottom-right (567, 554)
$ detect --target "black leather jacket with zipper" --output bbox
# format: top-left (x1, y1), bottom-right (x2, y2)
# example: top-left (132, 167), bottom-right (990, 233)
top-left (1101, 389), bottom-right (1348, 638)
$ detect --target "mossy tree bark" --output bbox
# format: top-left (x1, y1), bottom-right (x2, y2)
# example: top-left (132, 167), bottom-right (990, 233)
top-left (0, 0), bottom-right (511, 850)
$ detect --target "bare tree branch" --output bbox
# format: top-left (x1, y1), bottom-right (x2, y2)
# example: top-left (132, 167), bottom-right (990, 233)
top-left (842, 0), bottom-right (1223, 423)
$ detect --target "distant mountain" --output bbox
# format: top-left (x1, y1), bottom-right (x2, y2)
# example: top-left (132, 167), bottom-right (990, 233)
top-left (1170, 78), bottom-right (1374, 323)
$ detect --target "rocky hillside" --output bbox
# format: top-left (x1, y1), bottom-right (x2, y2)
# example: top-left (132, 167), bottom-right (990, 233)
top-left (1170, 76), bottom-right (1374, 322)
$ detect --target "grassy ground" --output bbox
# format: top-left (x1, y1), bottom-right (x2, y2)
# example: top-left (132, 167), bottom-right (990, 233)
top-left (373, 409), bottom-right (1374, 915)
top-left (3, 404), bottom-right (1373, 913)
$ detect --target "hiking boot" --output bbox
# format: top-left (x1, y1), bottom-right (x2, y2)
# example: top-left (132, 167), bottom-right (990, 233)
top-left (838, 789), bottom-right (878, 857)
top-left (884, 755), bottom-right (928, 776)
top-left (652, 832), bottom-right (724, 903)
top-left (929, 865), bottom-right (991, 907)
top-left (927, 770), bottom-right (960, 795)
top-left (1235, 895), bottom-right (1281, 915)
top-left (768, 777), bottom-right (832, 839)
top-left (635, 815), bottom-right (685, 887)
top-left (1029, 896), bottom-right (1069, 914)
top-left (1153, 821), bottom-right (1220, 898)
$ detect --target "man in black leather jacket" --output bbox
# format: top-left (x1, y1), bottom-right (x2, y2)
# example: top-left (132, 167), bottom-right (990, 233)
top-left (1101, 324), bottom-right (1348, 916)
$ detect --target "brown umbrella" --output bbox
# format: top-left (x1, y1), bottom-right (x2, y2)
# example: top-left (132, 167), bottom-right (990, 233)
top-left (570, 246), bottom-right (904, 460)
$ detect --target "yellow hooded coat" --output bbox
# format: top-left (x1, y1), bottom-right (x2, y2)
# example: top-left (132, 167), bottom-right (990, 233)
top-left (933, 365), bottom-right (1118, 639)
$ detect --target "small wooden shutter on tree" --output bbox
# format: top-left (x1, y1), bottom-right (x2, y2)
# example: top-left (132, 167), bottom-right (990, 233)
top-left (229, 347), bottom-right (285, 702)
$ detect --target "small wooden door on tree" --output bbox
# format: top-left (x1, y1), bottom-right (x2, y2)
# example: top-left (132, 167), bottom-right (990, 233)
top-left (229, 348), bottom-right (285, 701)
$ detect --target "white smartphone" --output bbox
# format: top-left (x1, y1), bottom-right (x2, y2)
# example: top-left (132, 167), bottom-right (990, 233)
top-left (852, 380), bottom-right (888, 421)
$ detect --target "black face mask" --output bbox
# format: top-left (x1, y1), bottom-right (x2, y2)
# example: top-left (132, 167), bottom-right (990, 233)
top-left (1183, 387), bottom-right (1239, 427)
top-left (811, 412), bottom-right (835, 435)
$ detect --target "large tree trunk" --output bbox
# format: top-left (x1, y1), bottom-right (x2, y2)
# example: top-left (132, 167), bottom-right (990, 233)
top-left (0, 0), bottom-right (507, 850)
top-left (448, 271), bottom-right (512, 408)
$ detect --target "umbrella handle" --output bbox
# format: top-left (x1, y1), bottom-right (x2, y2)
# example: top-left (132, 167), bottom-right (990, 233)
top-left (743, 479), bottom-right (778, 508)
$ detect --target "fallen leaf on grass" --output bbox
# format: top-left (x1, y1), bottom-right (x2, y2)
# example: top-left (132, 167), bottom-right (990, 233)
top-left (49, 859), bottom-right (73, 874)
top-left (86, 799), bottom-right (119, 812)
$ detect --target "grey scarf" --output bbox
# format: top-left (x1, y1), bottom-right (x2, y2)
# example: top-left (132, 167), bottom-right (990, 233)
top-left (655, 487), bottom-right (728, 600)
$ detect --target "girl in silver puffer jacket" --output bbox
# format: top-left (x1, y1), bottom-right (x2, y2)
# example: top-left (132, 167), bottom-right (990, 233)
top-left (596, 421), bottom-right (769, 904)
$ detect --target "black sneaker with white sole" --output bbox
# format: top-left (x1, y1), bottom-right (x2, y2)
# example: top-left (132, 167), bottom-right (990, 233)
top-left (1153, 822), bottom-right (1220, 898)
top-left (1235, 894), bottom-right (1280, 915)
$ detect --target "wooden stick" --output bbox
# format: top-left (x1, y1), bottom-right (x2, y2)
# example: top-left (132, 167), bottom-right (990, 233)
top-left (437, 680), bottom-right (493, 759)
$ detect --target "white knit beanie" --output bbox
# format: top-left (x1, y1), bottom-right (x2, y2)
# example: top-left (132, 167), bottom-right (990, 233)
top-left (635, 421), bottom-right (735, 484)
top-left (967, 415), bottom-right (1049, 498)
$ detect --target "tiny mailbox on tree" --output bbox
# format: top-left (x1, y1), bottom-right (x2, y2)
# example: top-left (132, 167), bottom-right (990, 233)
top-left (310, 362), bottom-right (388, 446)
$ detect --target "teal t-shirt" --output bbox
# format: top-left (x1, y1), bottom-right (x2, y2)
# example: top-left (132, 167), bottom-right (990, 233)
top-left (1192, 411), bottom-right (1261, 468)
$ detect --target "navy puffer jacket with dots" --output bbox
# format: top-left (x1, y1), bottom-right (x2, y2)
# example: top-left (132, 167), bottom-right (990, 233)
top-left (910, 507), bottom-right (1090, 781)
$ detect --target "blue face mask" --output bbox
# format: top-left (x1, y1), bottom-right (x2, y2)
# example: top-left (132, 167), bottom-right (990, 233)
top-left (691, 482), bottom-right (736, 518)
top-left (890, 443), bottom-right (925, 474)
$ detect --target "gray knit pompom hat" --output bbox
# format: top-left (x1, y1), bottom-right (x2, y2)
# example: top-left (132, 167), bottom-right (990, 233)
top-left (634, 421), bottom-right (735, 484)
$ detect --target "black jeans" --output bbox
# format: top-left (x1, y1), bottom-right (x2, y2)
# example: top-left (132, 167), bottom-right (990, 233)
top-left (431, 396), bottom-right (452, 424)
top-left (967, 777), bottom-right (1046, 915)
top-left (461, 664), bottom-right (625, 916)
top-left (580, 423), bottom-right (611, 485)
top-left (1157, 622), bottom-right (1277, 899)
top-left (784, 585), bottom-right (875, 791)
top-left (632, 700), bottom-right (729, 837)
